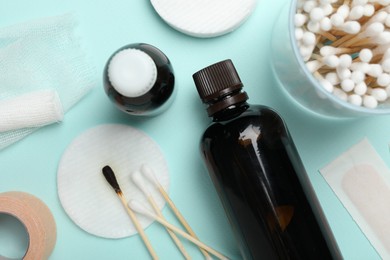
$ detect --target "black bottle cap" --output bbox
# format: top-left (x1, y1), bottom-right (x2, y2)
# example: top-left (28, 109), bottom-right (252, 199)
top-left (193, 59), bottom-right (248, 116)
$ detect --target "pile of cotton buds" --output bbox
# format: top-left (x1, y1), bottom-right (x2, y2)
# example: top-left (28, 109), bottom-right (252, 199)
top-left (295, 0), bottom-right (390, 109)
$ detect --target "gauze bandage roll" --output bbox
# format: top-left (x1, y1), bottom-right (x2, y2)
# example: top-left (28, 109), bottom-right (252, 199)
top-left (0, 14), bottom-right (97, 150)
top-left (0, 90), bottom-right (63, 132)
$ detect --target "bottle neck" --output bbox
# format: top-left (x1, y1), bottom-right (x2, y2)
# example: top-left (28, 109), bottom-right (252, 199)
top-left (207, 89), bottom-right (249, 121)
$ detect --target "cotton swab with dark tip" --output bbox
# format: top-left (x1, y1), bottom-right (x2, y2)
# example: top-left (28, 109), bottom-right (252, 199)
top-left (102, 165), bottom-right (159, 260)
top-left (141, 164), bottom-right (212, 259)
top-left (129, 200), bottom-right (229, 260)
top-left (132, 171), bottom-right (191, 260)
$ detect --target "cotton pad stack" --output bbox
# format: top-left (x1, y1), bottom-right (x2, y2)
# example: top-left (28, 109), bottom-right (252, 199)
top-left (295, 0), bottom-right (390, 109)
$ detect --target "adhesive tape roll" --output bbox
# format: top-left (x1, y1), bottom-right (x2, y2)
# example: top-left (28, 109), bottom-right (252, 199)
top-left (0, 192), bottom-right (56, 260)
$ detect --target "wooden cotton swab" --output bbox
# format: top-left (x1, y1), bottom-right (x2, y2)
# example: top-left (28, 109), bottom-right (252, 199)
top-left (102, 165), bottom-right (158, 260)
top-left (131, 171), bottom-right (191, 260)
top-left (129, 200), bottom-right (229, 260)
top-left (141, 164), bottom-right (212, 259)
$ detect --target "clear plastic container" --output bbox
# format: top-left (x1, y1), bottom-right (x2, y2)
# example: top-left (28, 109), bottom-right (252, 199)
top-left (271, 0), bottom-right (390, 118)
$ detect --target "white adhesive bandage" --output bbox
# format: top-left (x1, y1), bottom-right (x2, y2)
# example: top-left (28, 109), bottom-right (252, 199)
top-left (320, 138), bottom-right (390, 258)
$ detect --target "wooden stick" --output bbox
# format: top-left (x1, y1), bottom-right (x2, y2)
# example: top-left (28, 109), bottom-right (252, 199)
top-left (130, 200), bottom-right (229, 260)
top-left (141, 165), bottom-right (211, 259)
top-left (147, 195), bottom-right (191, 259)
top-left (102, 166), bottom-right (158, 260)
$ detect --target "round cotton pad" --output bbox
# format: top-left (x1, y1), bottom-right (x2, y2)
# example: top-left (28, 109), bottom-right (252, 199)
top-left (57, 124), bottom-right (170, 238)
top-left (150, 0), bottom-right (257, 38)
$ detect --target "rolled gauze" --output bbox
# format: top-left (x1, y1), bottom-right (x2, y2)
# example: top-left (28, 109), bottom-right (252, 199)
top-left (0, 89), bottom-right (63, 132)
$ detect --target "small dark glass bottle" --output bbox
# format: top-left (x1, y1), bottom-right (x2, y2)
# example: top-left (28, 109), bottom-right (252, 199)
top-left (192, 60), bottom-right (341, 260)
top-left (103, 43), bottom-right (176, 116)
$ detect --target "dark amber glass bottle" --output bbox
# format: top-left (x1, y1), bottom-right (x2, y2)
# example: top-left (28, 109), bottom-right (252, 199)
top-left (103, 43), bottom-right (175, 116)
top-left (192, 59), bottom-right (341, 260)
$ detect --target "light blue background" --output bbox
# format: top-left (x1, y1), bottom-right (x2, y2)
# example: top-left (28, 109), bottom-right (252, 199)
top-left (0, 0), bottom-right (387, 259)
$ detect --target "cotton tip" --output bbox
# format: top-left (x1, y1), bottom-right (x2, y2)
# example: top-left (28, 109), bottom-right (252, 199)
top-left (359, 49), bottom-right (373, 63)
top-left (375, 31), bottom-right (390, 44)
top-left (382, 59), bottom-right (390, 73)
top-left (337, 5), bottom-right (350, 19)
top-left (363, 4), bottom-right (375, 17)
top-left (348, 94), bottom-right (363, 106)
top-left (341, 79), bottom-right (355, 92)
top-left (300, 45), bottom-right (315, 61)
top-left (377, 73), bottom-right (390, 86)
top-left (339, 54), bottom-right (353, 68)
top-left (310, 7), bottom-right (325, 22)
top-left (330, 13), bottom-right (345, 27)
top-left (363, 95), bottom-right (378, 108)
top-left (141, 164), bottom-right (160, 187)
top-left (306, 60), bottom-right (323, 72)
top-left (371, 88), bottom-right (388, 101)
top-left (349, 5), bottom-right (364, 20)
top-left (369, 11), bottom-right (387, 24)
top-left (295, 28), bottom-right (304, 40)
top-left (385, 15), bottom-right (390, 28)
top-left (320, 46), bottom-right (336, 56)
top-left (352, 0), bottom-right (367, 6)
top-left (325, 72), bottom-right (341, 85)
top-left (131, 171), bottom-right (150, 196)
top-left (354, 82), bottom-right (368, 95)
top-left (128, 200), bottom-right (155, 219)
top-left (365, 22), bottom-right (384, 37)
top-left (333, 88), bottom-right (348, 101)
top-left (341, 21), bottom-right (361, 34)
top-left (323, 55), bottom-right (340, 68)
top-left (337, 67), bottom-right (352, 80)
top-left (295, 13), bottom-right (307, 27)
top-left (322, 4), bottom-right (333, 16)
top-left (303, 0), bottom-right (317, 13)
top-left (302, 31), bottom-right (316, 46)
top-left (320, 17), bottom-right (332, 31)
top-left (351, 70), bottom-right (365, 83)
top-left (319, 79), bottom-right (334, 92)
top-left (307, 20), bottom-right (321, 32)
top-left (367, 64), bottom-right (383, 77)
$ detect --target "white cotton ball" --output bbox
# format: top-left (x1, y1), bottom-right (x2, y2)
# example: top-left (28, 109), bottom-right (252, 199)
top-left (300, 45), bottom-right (315, 61)
top-left (320, 17), bottom-right (332, 31)
top-left (339, 54), bottom-right (353, 68)
top-left (386, 15), bottom-right (390, 28)
top-left (371, 88), bottom-right (388, 101)
top-left (359, 49), bottom-right (373, 63)
top-left (325, 72), bottom-right (341, 85)
top-left (386, 85), bottom-right (390, 96)
top-left (295, 13), bottom-right (307, 27)
top-left (333, 88), bottom-right (349, 101)
top-left (302, 31), bottom-right (316, 46)
top-left (375, 31), bottom-right (390, 45)
top-left (350, 62), bottom-right (370, 73)
top-left (310, 7), bottom-right (325, 22)
top-left (351, 70), bottom-right (365, 83)
top-left (330, 13), bottom-right (345, 27)
top-left (363, 95), bottom-right (378, 108)
top-left (377, 73), bottom-right (390, 86)
top-left (378, 0), bottom-right (390, 6)
top-left (348, 94), bottom-right (363, 106)
top-left (370, 11), bottom-right (387, 24)
top-left (341, 78), bottom-right (355, 92)
top-left (352, 0), bottom-right (368, 6)
top-left (354, 82), bottom-right (368, 95)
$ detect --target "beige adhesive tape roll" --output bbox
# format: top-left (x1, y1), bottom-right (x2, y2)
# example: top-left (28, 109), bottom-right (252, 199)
top-left (0, 192), bottom-right (56, 260)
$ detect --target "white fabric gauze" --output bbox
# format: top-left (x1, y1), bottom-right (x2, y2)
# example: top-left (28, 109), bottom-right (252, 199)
top-left (0, 89), bottom-right (63, 132)
top-left (0, 14), bottom-right (96, 149)
top-left (320, 138), bottom-right (390, 258)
